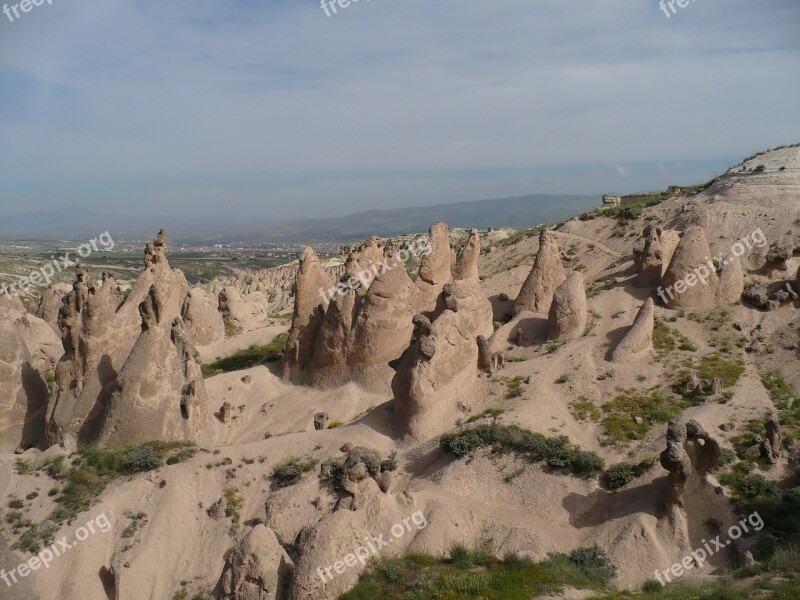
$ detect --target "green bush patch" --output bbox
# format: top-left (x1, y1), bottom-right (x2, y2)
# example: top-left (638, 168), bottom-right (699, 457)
top-left (202, 334), bottom-right (288, 377)
top-left (440, 423), bottom-right (604, 479)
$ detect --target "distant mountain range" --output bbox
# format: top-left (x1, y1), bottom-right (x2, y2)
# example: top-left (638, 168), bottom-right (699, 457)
top-left (0, 194), bottom-right (602, 243)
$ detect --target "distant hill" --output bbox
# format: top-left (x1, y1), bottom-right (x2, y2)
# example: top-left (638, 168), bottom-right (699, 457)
top-left (247, 194), bottom-right (600, 242)
top-left (0, 194), bottom-right (601, 242)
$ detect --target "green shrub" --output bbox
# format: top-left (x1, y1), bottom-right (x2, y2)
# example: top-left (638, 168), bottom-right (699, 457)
top-left (271, 456), bottom-right (318, 488)
top-left (440, 423), bottom-right (603, 479)
top-left (202, 334), bottom-right (288, 377)
top-left (602, 455), bottom-right (658, 490)
top-left (567, 544), bottom-right (617, 583)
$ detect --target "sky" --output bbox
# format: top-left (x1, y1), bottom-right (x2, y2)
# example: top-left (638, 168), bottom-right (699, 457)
top-left (1, 0), bottom-right (799, 222)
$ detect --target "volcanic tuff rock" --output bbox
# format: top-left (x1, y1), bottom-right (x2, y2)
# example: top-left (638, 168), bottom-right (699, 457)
top-left (609, 298), bottom-right (655, 362)
top-left (514, 230), bottom-right (566, 315)
top-left (0, 307), bottom-right (49, 451)
top-left (181, 287), bottom-right (226, 345)
top-left (96, 290), bottom-right (213, 445)
top-left (452, 228), bottom-right (481, 281)
top-left (660, 415), bottom-right (692, 511)
top-left (35, 282), bottom-right (72, 333)
top-left (634, 225), bottom-right (664, 287)
top-left (392, 279), bottom-right (493, 439)
top-left (547, 272), bottom-right (587, 341)
top-left (45, 230), bottom-right (192, 446)
top-left (281, 247), bottom-right (334, 385)
top-left (216, 524), bottom-right (295, 600)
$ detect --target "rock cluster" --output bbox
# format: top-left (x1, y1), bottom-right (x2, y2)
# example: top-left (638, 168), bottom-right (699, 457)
top-left (320, 446), bottom-right (391, 510)
top-left (45, 230), bottom-right (213, 447)
top-left (658, 226), bottom-right (744, 309)
top-left (282, 222), bottom-right (473, 391)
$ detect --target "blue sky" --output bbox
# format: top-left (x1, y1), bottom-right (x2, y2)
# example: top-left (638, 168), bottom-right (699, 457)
top-left (1, 0), bottom-right (798, 221)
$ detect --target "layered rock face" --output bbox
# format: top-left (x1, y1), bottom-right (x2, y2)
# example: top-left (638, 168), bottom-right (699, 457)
top-left (0, 307), bottom-right (49, 451)
top-left (182, 287), bottom-right (225, 345)
top-left (659, 226), bottom-right (744, 309)
top-left (45, 230), bottom-right (194, 446)
top-left (96, 290), bottom-right (213, 445)
top-left (548, 272), bottom-right (587, 341)
top-left (281, 248), bottom-right (335, 385)
top-left (392, 280), bottom-right (493, 438)
top-left (215, 524), bottom-right (294, 600)
top-left (514, 230), bottom-right (566, 315)
top-left (610, 298), bottom-right (655, 362)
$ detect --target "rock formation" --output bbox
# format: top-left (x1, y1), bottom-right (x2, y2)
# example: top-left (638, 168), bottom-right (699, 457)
top-left (96, 289), bottom-right (213, 445)
top-left (0, 307), bottom-right (49, 451)
top-left (392, 280), bottom-right (493, 438)
top-left (215, 524), bottom-right (295, 600)
top-left (35, 282), bottom-right (72, 333)
top-left (634, 226), bottom-right (664, 287)
top-left (182, 287), bottom-right (225, 345)
top-left (660, 415), bottom-right (692, 510)
top-left (658, 226), bottom-right (745, 310)
top-left (320, 446), bottom-right (390, 510)
top-left (281, 248), bottom-right (334, 385)
top-left (416, 221), bottom-right (453, 294)
top-left (685, 419), bottom-right (721, 473)
top-left (45, 230), bottom-right (193, 446)
top-left (548, 272), bottom-right (587, 341)
top-left (452, 228), bottom-right (480, 281)
top-left (761, 418), bottom-right (782, 464)
top-left (285, 224), bottom-right (458, 391)
top-left (218, 287), bottom-right (271, 333)
top-left (610, 298), bottom-right (655, 362)
top-left (514, 230), bottom-right (566, 315)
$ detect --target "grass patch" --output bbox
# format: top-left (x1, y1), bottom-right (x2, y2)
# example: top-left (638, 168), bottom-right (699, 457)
top-left (601, 388), bottom-right (695, 446)
top-left (506, 376), bottom-right (525, 399)
top-left (440, 423), bottom-right (604, 479)
top-left (761, 369), bottom-right (800, 442)
top-left (340, 544), bottom-right (616, 599)
top-left (50, 442), bottom-right (195, 525)
top-left (570, 396), bottom-right (601, 422)
top-left (697, 353), bottom-right (744, 388)
top-left (201, 334), bottom-right (288, 377)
